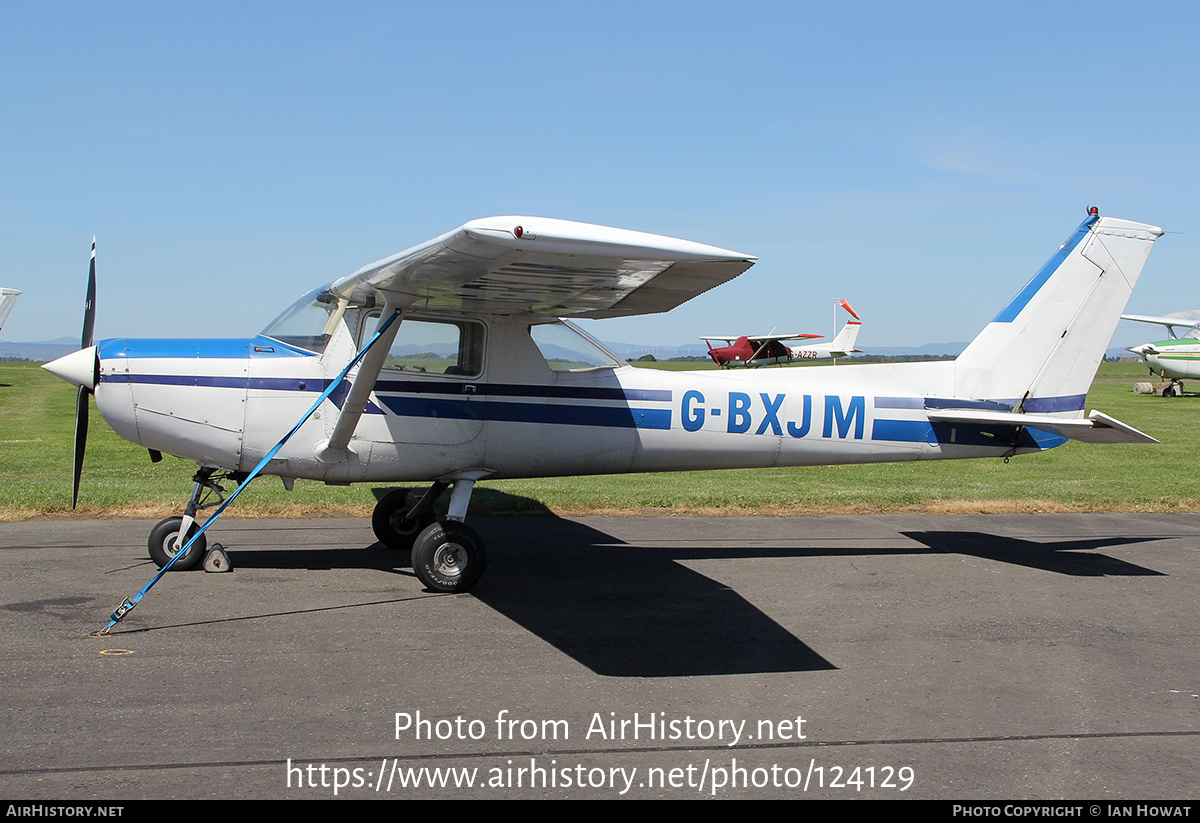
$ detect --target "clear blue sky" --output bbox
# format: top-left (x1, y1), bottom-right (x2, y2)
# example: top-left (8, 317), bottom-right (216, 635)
top-left (2, 1), bottom-right (1196, 350)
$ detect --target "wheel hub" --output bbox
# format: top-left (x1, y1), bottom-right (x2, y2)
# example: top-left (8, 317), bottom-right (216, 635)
top-left (391, 512), bottom-right (420, 536)
top-left (433, 542), bottom-right (466, 578)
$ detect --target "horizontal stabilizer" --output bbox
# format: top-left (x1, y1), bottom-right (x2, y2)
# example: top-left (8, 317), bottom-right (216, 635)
top-left (926, 409), bottom-right (1158, 444)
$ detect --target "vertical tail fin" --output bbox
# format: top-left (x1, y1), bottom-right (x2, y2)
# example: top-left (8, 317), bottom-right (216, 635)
top-left (828, 320), bottom-right (861, 355)
top-left (954, 212), bottom-right (1163, 412)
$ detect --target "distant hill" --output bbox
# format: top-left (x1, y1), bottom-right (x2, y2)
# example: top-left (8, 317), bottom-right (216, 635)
top-left (860, 342), bottom-right (967, 357)
top-left (0, 337), bottom-right (76, 361)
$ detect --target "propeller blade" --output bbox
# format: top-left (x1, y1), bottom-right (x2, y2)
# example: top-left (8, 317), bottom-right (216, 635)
top-left (72, 238), bottom-right (96, 508)
top-left (72, 386), bottom-right (90, 508)
top-left (82, 237), bottom-right (96, 348)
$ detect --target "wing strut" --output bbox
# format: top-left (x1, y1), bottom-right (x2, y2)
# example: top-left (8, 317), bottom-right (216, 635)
top-left (317, 301), bottom-right (405, 462)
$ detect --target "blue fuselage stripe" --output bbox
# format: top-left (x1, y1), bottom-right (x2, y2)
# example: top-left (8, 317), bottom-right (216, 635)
top-left (874, 395), bottom-right (1082, 413)
top-left (1019, 394), bottom-right (1087, 413)
top-left (376, 396), bottom-right (671, 430)
top-left (103, 372), bottom-right (670, 404)
top-left (373, 379), bottom-right (671, 402)
top-left (871, 419), bottom-right (936, 443)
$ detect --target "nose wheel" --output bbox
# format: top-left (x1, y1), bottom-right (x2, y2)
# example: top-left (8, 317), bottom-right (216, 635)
top-left (148, 467), bottom-right (242, 570)
top-left (147, 516), bottom-right (207, 571)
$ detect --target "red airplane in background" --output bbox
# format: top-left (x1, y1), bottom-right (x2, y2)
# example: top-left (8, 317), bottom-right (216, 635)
top-left (703, 299), bottom-right (862, 368)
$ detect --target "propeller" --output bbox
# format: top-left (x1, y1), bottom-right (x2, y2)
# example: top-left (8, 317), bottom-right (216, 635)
top-left (72, 240), bottom-right (96, 506)
top-left (41, 239), bottom-right (104, 507)
top-left (71, 239), bottom-right (97, 508)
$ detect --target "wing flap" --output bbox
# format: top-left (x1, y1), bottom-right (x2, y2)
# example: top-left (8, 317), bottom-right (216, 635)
top-left (926, 409), bottom-right (1158, 444)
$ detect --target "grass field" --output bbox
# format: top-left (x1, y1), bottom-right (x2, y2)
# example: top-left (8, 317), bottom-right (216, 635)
top-left (3, 359), bottom-right (1197, 520)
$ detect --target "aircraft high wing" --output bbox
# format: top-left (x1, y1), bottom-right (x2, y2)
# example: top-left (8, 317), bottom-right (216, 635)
top-left (327, 216), bottom-right (756, 318)
top-left (42, 210), bottom-right (1163, 626)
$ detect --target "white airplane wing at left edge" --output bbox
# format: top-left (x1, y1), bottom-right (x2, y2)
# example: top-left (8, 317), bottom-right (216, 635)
top-left (328, 216), bottom-right (757, 318)
top-left (0, 288), bottom-right (21, 331)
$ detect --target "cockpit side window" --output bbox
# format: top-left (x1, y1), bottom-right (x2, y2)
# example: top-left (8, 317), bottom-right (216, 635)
top-left (529, 320), bottom-right (624, 372)
top-left (375, 317), bottom-right (486, 377)
top-left (261, 287), bottom-right (339, 353)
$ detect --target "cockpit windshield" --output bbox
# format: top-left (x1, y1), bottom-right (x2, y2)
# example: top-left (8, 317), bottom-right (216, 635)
top-left (261, 287), bottom-right (339, 353)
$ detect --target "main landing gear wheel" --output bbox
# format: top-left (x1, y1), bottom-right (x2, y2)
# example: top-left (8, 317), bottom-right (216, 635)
top-left (411, 521), bottom-right (486, 593)
top-left (148, 516), bottom-right (207, 571)
top-left (372, 489), bottom-right (435, 550)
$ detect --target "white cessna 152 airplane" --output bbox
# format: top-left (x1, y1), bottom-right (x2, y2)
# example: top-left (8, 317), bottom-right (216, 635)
top-left (44, 208), bottom-right (1161, 596)
top-left (1121, 313), bottom-right (1200, 391)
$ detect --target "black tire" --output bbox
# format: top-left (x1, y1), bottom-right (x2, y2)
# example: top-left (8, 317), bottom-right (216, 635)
top-left (411, 521), bottom-right (486, 593)
top-left (148, 517), bottom-right (207, 571)
top-left (1164, 385), bottom-right (1177, 398)
top-left (372, 489), bottom-right (435, 550)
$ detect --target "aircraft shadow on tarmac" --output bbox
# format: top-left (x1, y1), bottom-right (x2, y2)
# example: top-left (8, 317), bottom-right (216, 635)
top-left (211, 491), bottom-right (1169, 678)
top-left (473, 517), bottom-right (837, 678)
top-left (225, 517), bottom-right (837, 678)
top-left (899, 532), bottom-right (1166, 577)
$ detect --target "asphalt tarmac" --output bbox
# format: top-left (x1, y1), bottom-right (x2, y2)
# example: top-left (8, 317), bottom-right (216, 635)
top-left (1, 512), bottom-right (1196, 800)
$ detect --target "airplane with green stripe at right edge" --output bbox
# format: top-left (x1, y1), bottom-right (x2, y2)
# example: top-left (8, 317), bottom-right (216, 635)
top-left (1122, 313), bottom-right (1200, 395)
top-left (42, 206), bottom-right (1163, 597)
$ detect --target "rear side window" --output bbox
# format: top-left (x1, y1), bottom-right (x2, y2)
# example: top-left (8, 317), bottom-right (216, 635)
top-left (529, 320), bottom-right (623, 372)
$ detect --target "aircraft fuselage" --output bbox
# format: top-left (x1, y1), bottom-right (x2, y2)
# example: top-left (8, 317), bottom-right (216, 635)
top-left (92, 311), bottom-right (1062, 487)
top-left (1128, 339), bottom-right (1200, 381)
